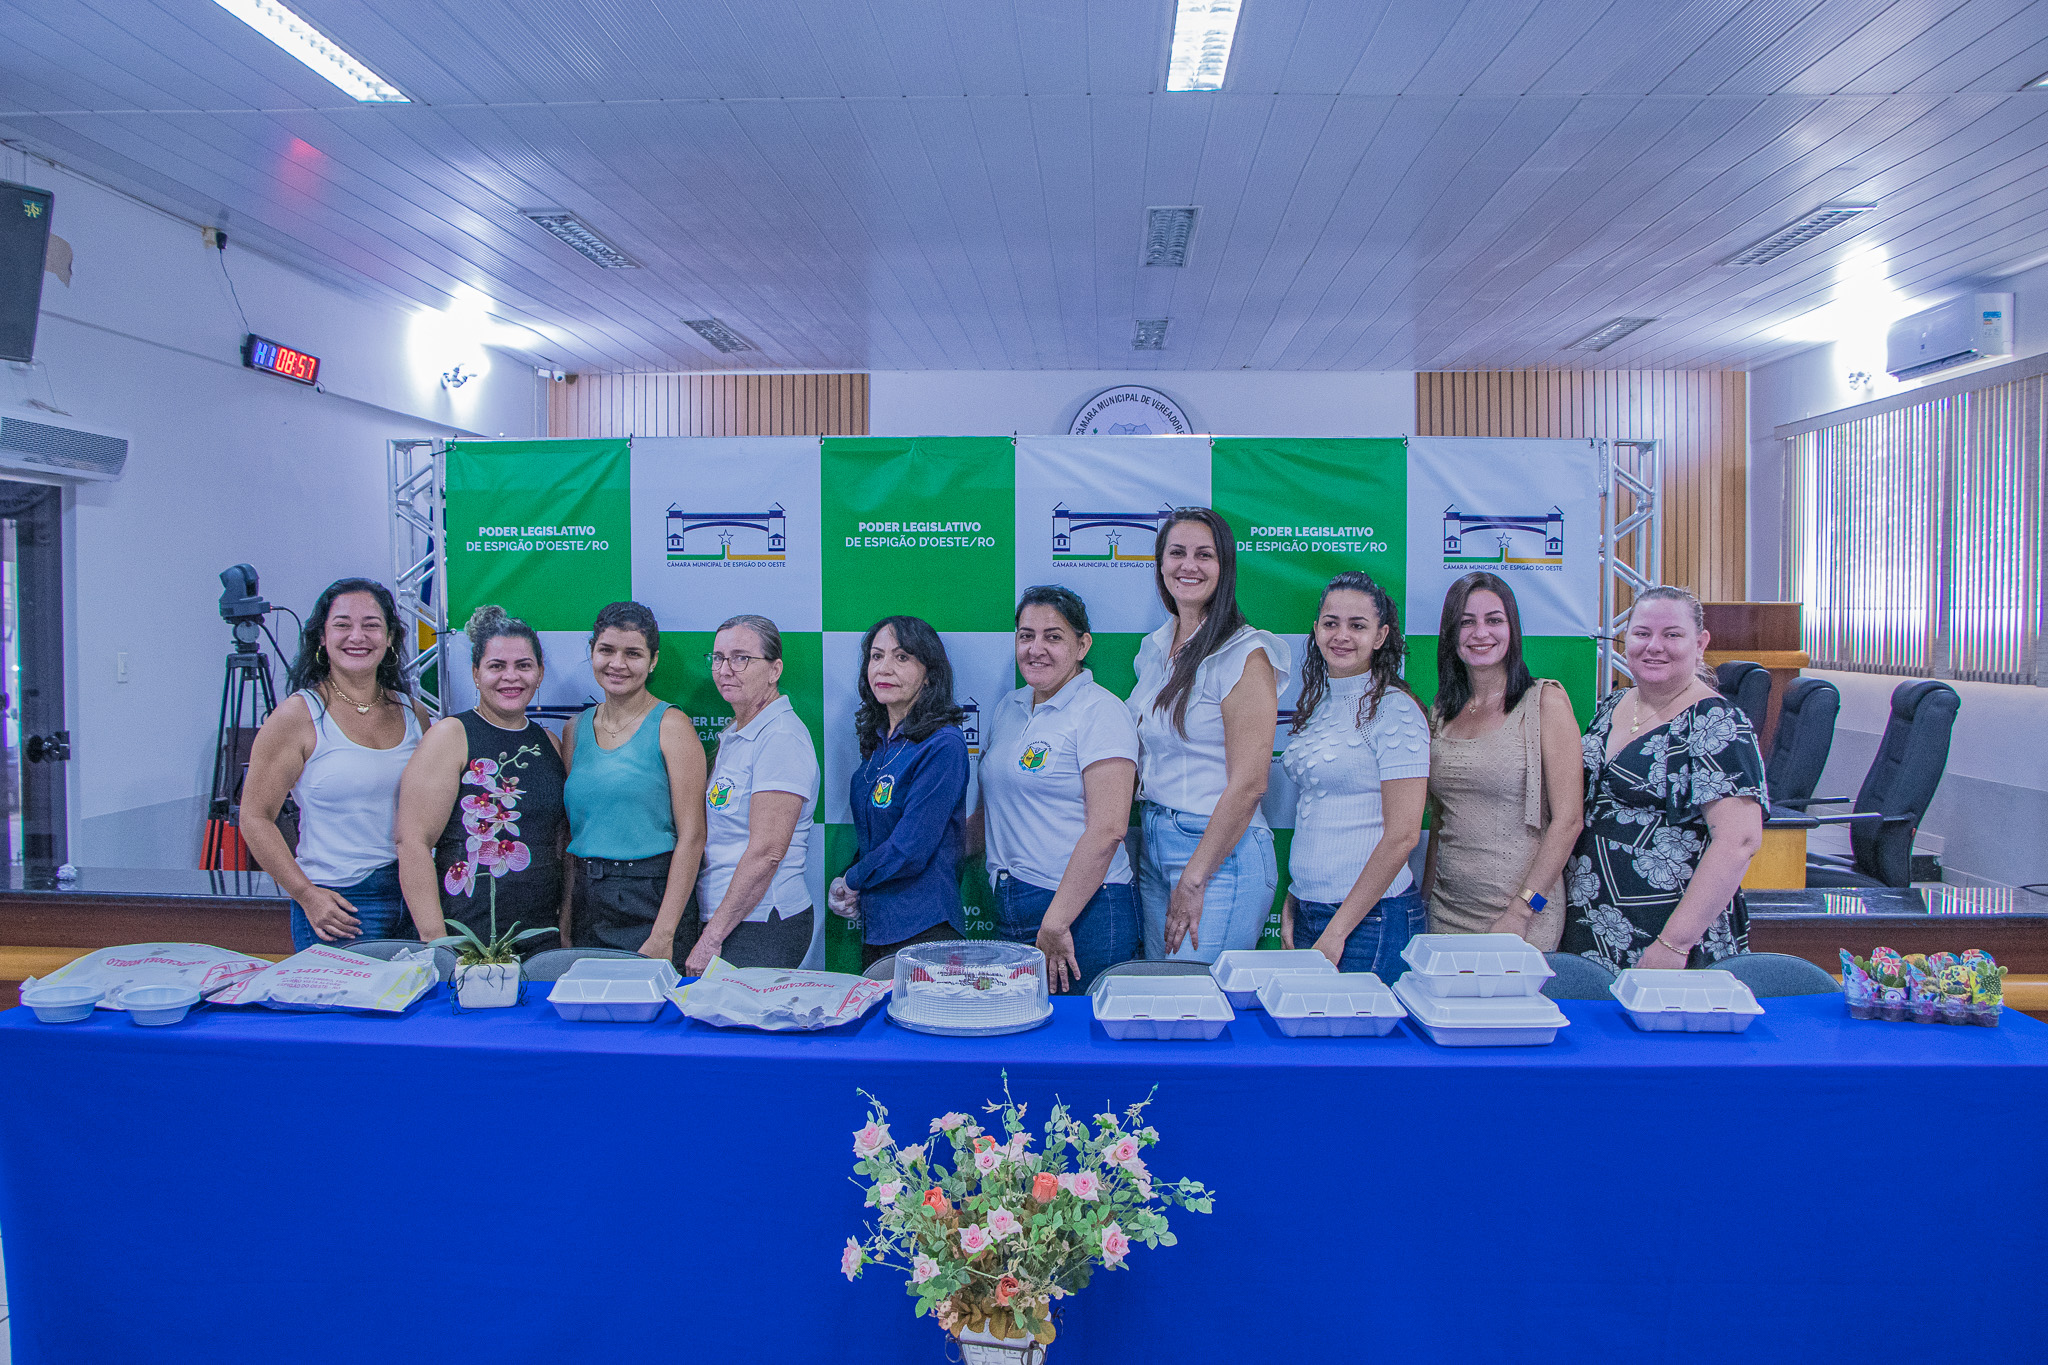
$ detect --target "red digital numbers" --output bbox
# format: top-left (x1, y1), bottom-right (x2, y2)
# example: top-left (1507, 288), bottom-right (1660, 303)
top-left (243, 334), bottom-right (320, 385)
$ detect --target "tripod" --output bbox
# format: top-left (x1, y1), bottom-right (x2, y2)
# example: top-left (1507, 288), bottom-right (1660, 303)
top-left (201, 636), bottom-right (283, 870)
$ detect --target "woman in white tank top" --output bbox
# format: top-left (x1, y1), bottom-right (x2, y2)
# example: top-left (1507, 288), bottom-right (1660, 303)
top-left (241, 579), bottom-right (430, 950)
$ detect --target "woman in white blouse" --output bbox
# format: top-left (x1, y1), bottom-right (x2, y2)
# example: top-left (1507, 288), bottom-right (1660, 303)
top-left (1281, 571), bottom-right (1431, 974)
top-left (1128, 508), bottom-right (1290, 963)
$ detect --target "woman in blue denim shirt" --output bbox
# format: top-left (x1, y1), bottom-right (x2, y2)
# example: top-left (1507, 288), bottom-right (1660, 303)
top-left (1280, 572), bottom-right (1430, 975)
top-left (830, 616), bottom-right (970, 969)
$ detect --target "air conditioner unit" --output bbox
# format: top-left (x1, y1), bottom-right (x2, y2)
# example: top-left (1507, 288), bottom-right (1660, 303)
top-left (0, 404), bottom-right (128, 482)
top-left (1885, 292), bottom-right (2013, 380)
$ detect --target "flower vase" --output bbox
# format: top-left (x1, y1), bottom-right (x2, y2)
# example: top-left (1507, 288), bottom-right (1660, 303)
top-left (954, 1325), bottom-right (1048, 1365)
top-left (454, 962), bottom-right (520, 1009)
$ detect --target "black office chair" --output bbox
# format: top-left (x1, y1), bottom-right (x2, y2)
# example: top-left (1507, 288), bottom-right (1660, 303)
top-left (1708, 952), bottom-right (1840, 997)
top-left (522, 947), bottom-right (650, 981)
top-left (1715, 660), bottom-right (1771, 739)
top-left (340, 939), bottom-right (456, 982)
top-left (1541, 953), bottom-right (1617, 1001)
top-left (1789, 680), bottom-right (1959, 889)
top-left (1765, 677), bottom-right (1839, 816)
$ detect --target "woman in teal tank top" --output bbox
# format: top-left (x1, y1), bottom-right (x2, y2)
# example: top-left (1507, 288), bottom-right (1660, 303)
top-left (561, 601), bottom-right (708, 966)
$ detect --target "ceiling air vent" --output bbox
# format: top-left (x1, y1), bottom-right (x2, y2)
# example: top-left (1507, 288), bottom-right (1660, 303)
top-left (1722, 205), bottom-right (1874, 267)
top-left (1144, 207), bottom-right (1198, 267)
top-left (683, 318), bottom-right (757, 354)
top-left (1132, 318), bottom-right (1169, 351)
top-left (522, 210), bottom-right (638, 269)
top-left (1568, 317), bottom-right (1656, 352)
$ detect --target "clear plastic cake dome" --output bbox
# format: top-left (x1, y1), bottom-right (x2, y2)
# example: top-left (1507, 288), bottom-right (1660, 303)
top-left (887, 940), bottom-right (1052, 1037)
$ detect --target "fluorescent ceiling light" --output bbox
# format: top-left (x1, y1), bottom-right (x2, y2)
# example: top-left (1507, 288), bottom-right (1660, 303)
top-left (2025, 70), bottom-right (2048, 90)
top-left (212, 0), bottom-right (408, 103)
top-left (1144, 207), bottom-right (1198, 266)
top-left (523, 211), bottom-right (639, 269)
top-left (1722, 204), bottom-right (1874, 267)
top-left (1166, 0), bottom-right (1242, 92)
top-left (683, 318), bottom-right (757, 354)
top-left (1568, 316), bottom-right (1656, 351)
top-left (1132, 318), bottom-right (1170, 350)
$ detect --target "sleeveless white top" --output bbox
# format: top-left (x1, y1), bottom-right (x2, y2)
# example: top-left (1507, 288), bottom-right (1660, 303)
top-left (290, 690), bottom-right (422, 886)
top-left (1127, 622), bottom-right (1292, 824)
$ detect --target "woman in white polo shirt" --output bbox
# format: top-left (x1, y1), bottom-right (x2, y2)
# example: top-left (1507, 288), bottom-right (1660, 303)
top-left (1128, 508), bottom-right (1290, 963)
top-left (972, 585), bottom-right (1141, 993)
top-left (682, 614), bottom-right (820, 973)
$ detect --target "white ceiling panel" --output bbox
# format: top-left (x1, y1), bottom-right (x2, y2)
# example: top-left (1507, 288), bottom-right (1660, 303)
top-left (2, 0), bottom-right (2047, 373)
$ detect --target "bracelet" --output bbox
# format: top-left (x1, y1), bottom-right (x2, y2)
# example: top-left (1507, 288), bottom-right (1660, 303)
top-left (1654, 934), bottom-right (1694, 958)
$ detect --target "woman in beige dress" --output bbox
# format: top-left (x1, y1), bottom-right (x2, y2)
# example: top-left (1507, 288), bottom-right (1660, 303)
top-left (1420, 572), bottom-right (1584, 950)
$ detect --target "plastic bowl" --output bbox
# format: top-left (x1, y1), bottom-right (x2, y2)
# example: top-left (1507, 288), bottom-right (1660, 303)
top-left (18, 981), bottom-right (103, 1024)
top-left (113, 983), bottom-right (202, 1026)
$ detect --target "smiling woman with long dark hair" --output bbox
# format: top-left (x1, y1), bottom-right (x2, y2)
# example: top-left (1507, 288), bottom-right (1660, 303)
top-left (1126, 508), bottom-right (1289, 964)
top-left (241, 577), bottom-right (432, 950)
top-left (830, 615), bottom-right (970, 967)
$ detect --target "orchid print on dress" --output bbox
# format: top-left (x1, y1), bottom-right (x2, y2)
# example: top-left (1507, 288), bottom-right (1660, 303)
top-left (435, 743), bottom-right (553, 966)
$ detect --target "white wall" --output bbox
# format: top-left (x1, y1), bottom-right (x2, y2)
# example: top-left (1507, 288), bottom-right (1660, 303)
top-left (3, 159), bottom-right (539, 867)
top-left (1748, 257), bottom-right (2048, 892)
top-left (869, 370), bottom-right (1414, 437)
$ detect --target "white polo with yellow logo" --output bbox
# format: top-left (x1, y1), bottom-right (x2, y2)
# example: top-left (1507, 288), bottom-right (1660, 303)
top-left (697, 694), bottom-right (819, 921)
top-left (980, 669), bottom-right (1141, 893)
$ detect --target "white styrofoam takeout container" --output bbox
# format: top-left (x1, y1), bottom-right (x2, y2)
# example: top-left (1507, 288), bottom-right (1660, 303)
top-left (1256, 972), bottom-right (1408, 1037)
top-left (18, 980), bottom-right (102, 1024)
top-left (1091, 974), bottom-right (1234, 1041)
top-left (1610, 969), bottom-right (1765, 1033)
top-left (559, 958), bottom-right (681, 991)
top-left (547, 977), bottom-right (669, 1023)
top-left (111, 983), bottom-right (202, 1026)
top-left (1398, 933), bottom-right (1554, 998)
top-left (1392, 973), bottom-right (1569, 1046)
top-left (1208, 949), bottom-right (1336, 1009)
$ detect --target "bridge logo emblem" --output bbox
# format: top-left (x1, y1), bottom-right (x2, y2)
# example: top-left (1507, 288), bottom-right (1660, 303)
top-left (666, 503), bottom-right (787, 565)
top-left (1441, 505), bottom-right (1564, 570)
top-left (1050, 502), bottom-right (1173, 567)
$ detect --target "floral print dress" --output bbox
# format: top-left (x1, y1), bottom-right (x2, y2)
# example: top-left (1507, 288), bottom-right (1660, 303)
top-left (434, 711), bottom-right (568, 954)
top-left (1560, 693), bottom-right (1766, 973)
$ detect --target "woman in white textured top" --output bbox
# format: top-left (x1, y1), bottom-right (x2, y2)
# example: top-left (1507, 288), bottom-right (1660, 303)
top-left (1128, 508), bottom-right (1290, 963)
top-left (1281, 571), bottom-right (1430, 974)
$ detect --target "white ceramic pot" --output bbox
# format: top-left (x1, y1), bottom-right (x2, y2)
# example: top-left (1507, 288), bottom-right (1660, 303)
top-left (955, 1326), bottom-right (1047, 1365)
top-left (454, 962), bottom-right (521, 1009)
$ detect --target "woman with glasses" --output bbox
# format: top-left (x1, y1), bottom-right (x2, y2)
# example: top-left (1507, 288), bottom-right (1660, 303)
top-left (683, 615), bottom-right (819, 973)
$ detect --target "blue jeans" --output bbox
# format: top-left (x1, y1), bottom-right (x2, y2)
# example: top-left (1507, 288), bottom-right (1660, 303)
top-left (1292, 887), bottom-right (1425, 979)
top-left (288, 862), bottom-right (413, 952)
top-left (1137, 803), bottom-right (1278, 964)
top-left (992, 875), bottom-right (1139, 993)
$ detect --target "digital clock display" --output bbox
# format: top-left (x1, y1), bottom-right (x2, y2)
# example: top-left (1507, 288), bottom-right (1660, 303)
top-left (242, 334), bottom-right (321, 386)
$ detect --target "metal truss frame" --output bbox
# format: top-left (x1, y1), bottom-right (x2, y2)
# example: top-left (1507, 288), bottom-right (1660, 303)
top-left (1596, 438), bottom-right (1663, 699)
top-left (387, 437), bottom-right (447, 716)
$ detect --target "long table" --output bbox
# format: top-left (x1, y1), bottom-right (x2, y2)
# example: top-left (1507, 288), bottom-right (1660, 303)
top-left (2, 988), bottom-right (2044, 1365)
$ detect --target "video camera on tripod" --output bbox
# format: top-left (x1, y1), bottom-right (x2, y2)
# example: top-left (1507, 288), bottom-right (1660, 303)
top-left (204, 564), bottom-right (293, 870)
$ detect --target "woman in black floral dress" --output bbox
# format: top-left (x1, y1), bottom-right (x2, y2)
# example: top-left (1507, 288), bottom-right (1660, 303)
top-left (1561, 587), bottom-right (1765, 973)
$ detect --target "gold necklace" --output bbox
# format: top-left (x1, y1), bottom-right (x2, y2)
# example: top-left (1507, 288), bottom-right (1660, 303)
top-left (1628, 688), bottom-right (1685, 735)
top-left (598, 695), bottom-right (653, 740)
top-left (327, 678), bottom-right (379, 715)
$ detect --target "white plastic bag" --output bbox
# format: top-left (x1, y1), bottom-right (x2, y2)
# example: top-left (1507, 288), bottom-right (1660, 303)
top-left (210, 944), bottom-right (435, 1014)
top-left (670, 958), bottom-right (889, 1031)
top-left (27, 943), bottom-right (271, 1011)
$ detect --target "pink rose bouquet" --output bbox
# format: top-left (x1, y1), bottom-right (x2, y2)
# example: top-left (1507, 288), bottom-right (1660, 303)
top-left (842, 1072), bottom-right (1213, 1349)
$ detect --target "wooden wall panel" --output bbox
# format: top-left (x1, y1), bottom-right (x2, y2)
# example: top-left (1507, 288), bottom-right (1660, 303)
top-left (548, 372), bottom-right (869, 438)
top-left (1415, 370), bottom-right (1747, 601)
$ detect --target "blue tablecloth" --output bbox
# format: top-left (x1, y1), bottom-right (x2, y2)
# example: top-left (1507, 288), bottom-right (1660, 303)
top-left (2, 989), bottom-right (2044, 1365)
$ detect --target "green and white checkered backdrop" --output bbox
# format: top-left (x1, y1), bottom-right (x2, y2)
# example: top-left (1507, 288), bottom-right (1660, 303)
top-left (442, 435), bottom-right (1602, 972)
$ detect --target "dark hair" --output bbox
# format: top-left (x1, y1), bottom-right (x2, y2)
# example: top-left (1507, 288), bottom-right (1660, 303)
top-left (855, 615), bottom-right (966, 758)
top-left (465, 604), bottom-right (544, 670)
top-left (1433, 572), bottom-right (1533, 724)
top-left (1151, 507), bottom-right (1248, 737)
top-left (1015, 584), bottom-right (1092, 637)
top-left (590, 600), bottom-right (660, 656)
top-left (287, 578), bottom-right (409, 697)
top-left (1626, 585), bottom-right (1718, 686)
top-left (1292, 571), bottom-right (1417, 733)
top-left (715, 613), bottom-right (783, 662)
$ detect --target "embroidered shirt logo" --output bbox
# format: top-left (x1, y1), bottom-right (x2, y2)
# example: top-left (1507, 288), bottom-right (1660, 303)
top-left (706, 776), bottom-right (736, 809)
top-left (870, 774), bottom-right (895, 808)
top-left (1018, 741), bottom-right (1051, 772)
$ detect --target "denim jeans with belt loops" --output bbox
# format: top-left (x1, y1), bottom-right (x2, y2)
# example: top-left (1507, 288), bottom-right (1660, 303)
top-left (1137, 801), bottom-right (1277, 964)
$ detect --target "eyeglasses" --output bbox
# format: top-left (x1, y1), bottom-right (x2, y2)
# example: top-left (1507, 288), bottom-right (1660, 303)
top-left (704, 652), bottom-right (762, 673)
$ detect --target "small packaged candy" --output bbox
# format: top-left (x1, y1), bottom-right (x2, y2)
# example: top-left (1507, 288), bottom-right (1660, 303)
top-left (1843, 947), bottom-right (2002, 1027)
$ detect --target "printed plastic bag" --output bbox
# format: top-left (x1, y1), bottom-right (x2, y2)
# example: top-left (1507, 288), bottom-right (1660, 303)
top-left (670, 958), bottom-right (889, 1032)
top-left (210, 944), bottom-right (435, 1014)
top-left (27, 943), bottom-right (271, 1010)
